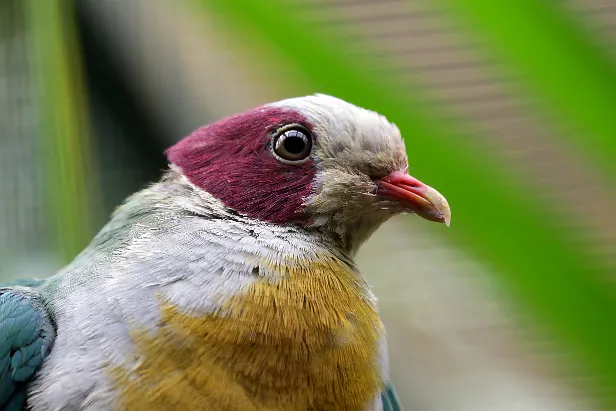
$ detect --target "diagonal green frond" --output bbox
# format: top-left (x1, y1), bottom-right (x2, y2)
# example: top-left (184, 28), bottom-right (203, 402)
top-left (24, 0), bottom-right (101, 263)
top-left (436, 0), bottom-right (616, 178)
top-left (199, 0), bottom-right (616, 406)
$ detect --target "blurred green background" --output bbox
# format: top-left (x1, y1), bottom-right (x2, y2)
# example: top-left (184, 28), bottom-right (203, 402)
top-left (1, 0), bottom-right (615, 409)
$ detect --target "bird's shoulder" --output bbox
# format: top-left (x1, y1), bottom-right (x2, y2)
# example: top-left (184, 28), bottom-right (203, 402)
top-left (0, 281), bottom-right (55, 411)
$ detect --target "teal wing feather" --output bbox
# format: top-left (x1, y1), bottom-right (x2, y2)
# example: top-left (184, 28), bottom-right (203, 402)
top-left (0, 279), bottom-right (46, 288)
top-left (382, 380), bottom-right (403, 411)
top-left (0, 282), bottom-right (55, 411)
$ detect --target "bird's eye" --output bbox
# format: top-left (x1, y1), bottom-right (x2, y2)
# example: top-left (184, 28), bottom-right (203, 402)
top-left (272, 126), bottom-right (312, 164)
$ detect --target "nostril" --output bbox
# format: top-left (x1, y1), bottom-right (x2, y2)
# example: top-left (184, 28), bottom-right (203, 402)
top-left (406, 180), bottom-right (422, 188)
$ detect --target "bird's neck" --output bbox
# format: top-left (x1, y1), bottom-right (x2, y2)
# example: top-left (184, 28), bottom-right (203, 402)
top-left (313, 213), bottom-right (392, 257)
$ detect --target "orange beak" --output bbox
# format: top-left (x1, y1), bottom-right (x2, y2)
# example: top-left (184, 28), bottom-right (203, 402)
top-left (375, 171), bottom-right (451, 226)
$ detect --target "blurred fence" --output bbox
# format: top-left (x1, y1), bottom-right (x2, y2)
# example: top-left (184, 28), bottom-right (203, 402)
top-left (1, 0), bottom-right (616, 410)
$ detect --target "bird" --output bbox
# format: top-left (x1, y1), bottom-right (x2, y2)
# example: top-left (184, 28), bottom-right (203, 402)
top-left (0, 94), bottom-right (450, 411)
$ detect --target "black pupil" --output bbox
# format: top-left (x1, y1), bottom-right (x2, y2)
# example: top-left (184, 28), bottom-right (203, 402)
top-left (283, 135), bottom-right (306, 155)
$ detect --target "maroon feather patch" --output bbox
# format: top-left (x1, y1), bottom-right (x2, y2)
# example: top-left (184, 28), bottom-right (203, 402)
top-left (166, 107), bottom-right (316, 224)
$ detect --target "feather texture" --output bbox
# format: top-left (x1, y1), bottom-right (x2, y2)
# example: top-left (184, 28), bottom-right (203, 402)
top-left (25, 170), bottom-right (397, 410)
top-left (112, 253), bottom-right (383, 410)
top-left (0, 284), bottom-right (55, 411)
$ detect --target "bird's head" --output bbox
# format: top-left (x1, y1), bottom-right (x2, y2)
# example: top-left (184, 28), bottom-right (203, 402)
top-left (167, 94), bottom-right (450, 252)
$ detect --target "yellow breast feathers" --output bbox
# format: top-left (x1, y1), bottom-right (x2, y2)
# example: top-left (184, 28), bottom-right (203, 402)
top-left (112, 254), bottom-right (384, 411)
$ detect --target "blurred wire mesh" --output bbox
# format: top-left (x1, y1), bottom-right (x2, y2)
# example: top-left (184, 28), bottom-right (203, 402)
top-left (1, 0), bottom-right (616, 410)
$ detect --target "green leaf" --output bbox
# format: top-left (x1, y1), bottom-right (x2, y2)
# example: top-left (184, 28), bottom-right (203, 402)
top-left (25, 0), bottom-right (101, 263)
top-left (437, 0), bottom-right (616, 179)
top-left (199, 0), bottom-right (616, 406)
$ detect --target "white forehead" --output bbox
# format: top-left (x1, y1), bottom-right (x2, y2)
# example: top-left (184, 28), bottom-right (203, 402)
top-left (268, 94), bottom-right (404, 157)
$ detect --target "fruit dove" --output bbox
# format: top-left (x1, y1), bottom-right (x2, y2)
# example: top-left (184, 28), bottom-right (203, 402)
top-left (0, 94), bottom-right (450, 411)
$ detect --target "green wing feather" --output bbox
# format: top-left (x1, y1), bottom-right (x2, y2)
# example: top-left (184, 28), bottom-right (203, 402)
top-left (0, 278), bottom-right (46, 288)
top-left (0, 279), bottom-right (54, 411)
top-left (382, 380), bottom-right (403, 411)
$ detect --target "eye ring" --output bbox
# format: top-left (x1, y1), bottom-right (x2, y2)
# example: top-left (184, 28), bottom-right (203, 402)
top-left (271, 124), bottom-right (313, 164)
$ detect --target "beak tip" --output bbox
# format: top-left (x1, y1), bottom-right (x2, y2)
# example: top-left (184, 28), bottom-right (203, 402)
top-left (443, 213), bottom-right (451, 227)
top-left (440, 200), bottom-right (451, 227)
top-left (424, 186), bottom-right (451, 227)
